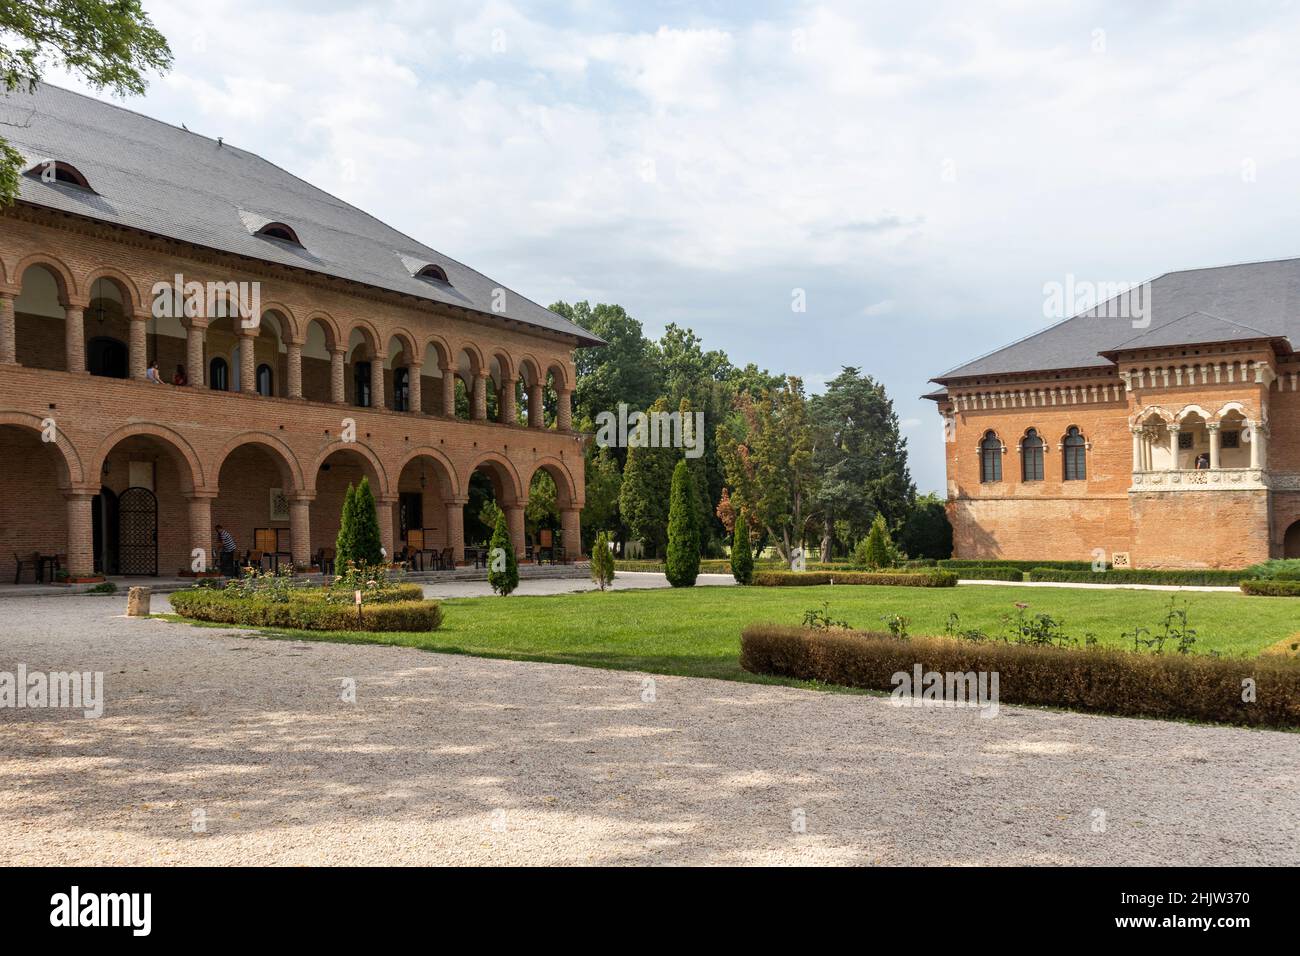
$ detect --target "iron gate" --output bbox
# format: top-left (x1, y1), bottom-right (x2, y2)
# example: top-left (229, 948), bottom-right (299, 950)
top-left (117, 486), bottom-right (158, 576)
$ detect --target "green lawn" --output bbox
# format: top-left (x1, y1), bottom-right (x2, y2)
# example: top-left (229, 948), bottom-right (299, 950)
top-left (233, 583), bottom-right (1300, 685)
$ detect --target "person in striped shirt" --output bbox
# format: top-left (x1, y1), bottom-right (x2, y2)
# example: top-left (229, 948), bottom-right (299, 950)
top-left (214, 524), bottom-right (237, 576)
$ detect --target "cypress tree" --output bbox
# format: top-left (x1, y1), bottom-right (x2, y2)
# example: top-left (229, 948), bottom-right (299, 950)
top-left (488, 510), bottom-right (519, 595)
top-left (666, 458), bottom-right (700, 587)
top-left (351, 476), bottom-right (384, 566)
top-left (334, 482), bottom-right (357, 571)
top-left (864, 512), bottom-right (894, 570)
top-left (731, 510), bottom-right (753, 585)
top-left (589, 530), bottom-right (616, 590)
top-left (619, 397), bottom-right (674, 557)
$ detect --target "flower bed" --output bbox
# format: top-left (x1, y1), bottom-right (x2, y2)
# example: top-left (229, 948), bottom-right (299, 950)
top-left (170, 586), bottom-right (441, 632)
top-left (739, 624), bottom-right (1300, 727)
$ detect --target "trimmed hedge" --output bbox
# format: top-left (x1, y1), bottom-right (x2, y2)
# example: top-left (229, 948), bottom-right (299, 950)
top-left (751, 570), bottom-right (957, 588)
top-left (1240, 579), bottom-right (1300, 597)
top-left (740, 625), bottom-right (1300, 728)
top-left (1027, 567), bottom-right (1246, 587)
top-left (953, 566), bottom-right (1025, 582)
top-left (939, 559), bottom-right (1104, 572)
top-left (171, 590), bottom-right (442, 632)
top-left (614, 559), bottom-right (848, 574)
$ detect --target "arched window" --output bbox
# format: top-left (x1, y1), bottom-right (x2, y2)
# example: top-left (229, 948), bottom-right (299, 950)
top-left (416, 264), bottom-right (450, 283)
top-left (980, 431), bottom-right (1002, 483)
top-left (256, 363), bottom-right (274, 397)
top-left (209, 357), bottom-right (229, 392)
top-left (25, 160), bottom-right (94, 191)
top-left (354, 361), bottom-right (372, 407)
top-left (1021, 428), bottom-right (1045, 481)
top-left (1063, 426), bottom-right (1086, 481)
top-left (393, 367), bottom-right (410, 411)
top-left (255, 222), bottom-right (303, 246)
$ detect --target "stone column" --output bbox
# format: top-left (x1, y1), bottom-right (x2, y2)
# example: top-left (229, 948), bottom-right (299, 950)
top-left (128, 313), bottom-right (148, 380)
top-left (1130, 427), bottom-right (1143, 473)
top-left (65, 491), bottom-right (95, 577)
top-left (557, 388), bottom-right (573, 431)
top-left (187, 494), bottom-right (214, 572)
top-left (289, 494), bottom-right (312, 568)
top-left (501, 377), bottom-right (518, 424)
top-left (330, 347), bottom-right (346, 404)
top-left (0, 291), bottom-right (18, 365)
top-left (407, 362), bottom-right (422, 413)
top-left (440, 365), bottom-right (456, 416)
top-left (1249, 421), bottom-right (1264, 469)
top-left (528, 382), bottom-right (544, 428)
top-left (65, 305), bottom-right (86, 373)
top-left (377, 495), bottom-right (396, 561)
top-left (1207, 422), bottom-right (1221, 470)
top-left (444, 498), bottom-right (466, 564)
top-left (505, 504), bottom-right (526, 560)
top-left (287, 342), bottom-right (303, 399)
top-left (472, 371), bottom-right (487, 420)
top-left (239, 329), bottom-right (257, 393)
top-left (560, 508), bottom-right (582, 562)
top-left (1167, 423), bottom-right (1180, 472)
top-left (369, 356), bottom-right (385, 410)
top-left (185, 319), bottom-right (207, 387)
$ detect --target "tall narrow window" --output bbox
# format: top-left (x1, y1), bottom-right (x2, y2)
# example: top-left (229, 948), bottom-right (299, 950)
top-left (393, 367), bottom-right (410, 412)
top-left (1063, 426), bottom-right (1086, 480)
top-left (209, 357), bottom-right (229, 392)
top-left (354, 361), bottom-right (372, 407)
top-left (256, 363), bottom-right (274, 397)
top-left (1021, 429), bottom-right (1045, 481)
top-left (980, 431), bottom-right (1002, 483)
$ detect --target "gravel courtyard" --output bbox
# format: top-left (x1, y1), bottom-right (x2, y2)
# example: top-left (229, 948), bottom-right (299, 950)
top-left (0, 593), bottom-right (1295, 866)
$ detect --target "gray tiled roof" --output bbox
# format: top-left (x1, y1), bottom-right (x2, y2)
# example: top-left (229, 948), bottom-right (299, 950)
top-left (1, 83), bottom-right (604, 347)
top-left (935, 257), bottom-right (1300, 381)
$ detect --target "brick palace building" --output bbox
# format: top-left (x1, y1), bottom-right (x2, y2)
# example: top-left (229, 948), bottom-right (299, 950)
top-left (0, 84), bottom-right (602, 581)
top-left (928, 259), bottom-right (1300, 568)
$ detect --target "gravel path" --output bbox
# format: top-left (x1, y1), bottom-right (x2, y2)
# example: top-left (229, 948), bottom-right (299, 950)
top-left (0, 594), bottom-right (1295, 866)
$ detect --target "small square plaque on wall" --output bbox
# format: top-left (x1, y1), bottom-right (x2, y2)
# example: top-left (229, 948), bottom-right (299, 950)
top-left (1112, 551), bottom-right (1131, 569)
top-left (269, 487), bottom-right (290, 522)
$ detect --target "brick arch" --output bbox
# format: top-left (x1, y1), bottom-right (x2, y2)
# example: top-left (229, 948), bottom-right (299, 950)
top-left (1215, 400), bottom-right (1250, 422)
top-left (211, 432), bottom-right (306, 493)
top-left (258, 301), bottom-right (299, 343)
top-left (343, 319), bottom-right (382, 358)
top-left (488, 349), bottom-right (515, 383)
top-left (1175, 404), bottom-right (1212, 423)
top-left (1131, 405), bottom-right (1174, 427)
top-left (308, 439), bottom-right (389, 496)
top-left (395, 446), bottom-right (460, 499)
top-left (92, 423), bottom-right (204, 493)
top-left (517, 354), bottom-right (543, 387)
top-left (464, 451), bottom-right (523, 505)
top-left (302, 311), bottom-right (341, 349)
top-left (527, 457), bottom-right (580, 509)
top-left (422, 333), bottom-right (452, 369)
top-left (387, 328), bottom-right (419, 366)
top-left (1284, 518), bottom-right (1300, 559)
top-left (456, 342), bottom-right (486, 376)
top-left (0, 253), bottom-right (10, 289)
top-left (14, 253), bottom-right (80, 306)
top-left (0, 412), bottom-right (85, 487)
top-left (83, 267), bottom-right (144, 316)
top-left (543, 360), bottom-right (569, 390)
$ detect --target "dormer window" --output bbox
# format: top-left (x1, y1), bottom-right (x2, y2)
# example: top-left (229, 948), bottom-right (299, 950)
top-left (255, 222), bottom-right (302, 246)
top-left (416, 264), bottom-right (450, 283)
top-left (25, 160), bottom-right (94, 192)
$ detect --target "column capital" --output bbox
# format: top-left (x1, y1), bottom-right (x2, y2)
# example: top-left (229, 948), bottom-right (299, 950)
top-left (445, 496), bottom-right (469, 506)
top-left (408, 360), bottom-right (423, 371)
top-left (1165, 422), bottom-right (1181, 433)
top-left (130, 310), bottom-right (151, 323)
top-left (331, 345), bottom-right (348, 357)
top-left (1205, 420), bottom-right (1221, 431)
top-left (0, 284), bottom-right (18, 299)
top-left (186, 489), bottom-right (220, 501)
top-left (182, 315), bottom-right (209, 331)
top-left (289, 491), bottom-right (316, 504)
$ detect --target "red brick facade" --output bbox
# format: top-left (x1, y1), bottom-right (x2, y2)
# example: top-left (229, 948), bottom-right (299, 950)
top-left (0, 205), bottom-right (588, 580)
top-left (936, 347), bottom-right (1300, 568)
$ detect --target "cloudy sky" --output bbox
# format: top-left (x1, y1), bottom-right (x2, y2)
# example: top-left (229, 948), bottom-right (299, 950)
top-left (44, 0), bottom-right (1300, 492)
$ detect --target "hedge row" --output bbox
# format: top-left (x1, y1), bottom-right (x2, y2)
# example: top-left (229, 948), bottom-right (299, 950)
top-left (939, 559), bottom-right (1104, 572)
top-left (953, 566), bottom-right (1025, 582)
top-left (614, 559), bottom-right (848, 574)
top-left (751, 570), bottom-right (958, 588)
top-left (1240, 580), bottom-right (1300, 597)
top-left (739, 625), bottom-right (1300, 728)
top-left (1027, 567), bottom-right (1246, 587)
top-left (171, 590), bottom-right (443, 631)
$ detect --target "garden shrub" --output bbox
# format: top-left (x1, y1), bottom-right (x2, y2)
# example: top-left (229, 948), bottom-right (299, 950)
top-left (953, 566), bottom-right (1025, 582)
top-left (752, 570), bottom-right (957, 587)
top-left (1244, 559), bottom-right (1300, 581)
top-left (487, 511), bottom-right (519, 596)
top-left (171, 589), bottom-right (443, 632)
top-left (1240, 579), bottom-right (1300, 597)
top-left (666, 459), bottom-right (701, 587)
top-left (939, 559), bottom-right (1104, 572)
top-left (739, 625), bottom-right (1300, 728)
top-left (1028, 567), bottom-right (1247, 587)
top-left (590, 531), bottom-right (616, 590)
top-left (731, 511), bottom-right (754, 585)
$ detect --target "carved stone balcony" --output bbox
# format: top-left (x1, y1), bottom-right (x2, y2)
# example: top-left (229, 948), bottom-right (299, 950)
top-left (1131, 467), bottom-right (1267, 492)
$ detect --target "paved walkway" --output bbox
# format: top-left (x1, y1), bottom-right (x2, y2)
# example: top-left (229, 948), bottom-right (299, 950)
top-left (0, 594), bottom-right (1293, 866)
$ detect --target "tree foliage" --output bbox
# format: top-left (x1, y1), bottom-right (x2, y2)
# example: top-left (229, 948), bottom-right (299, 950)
top-left (1, 0), bottom-right (173, 204)
top-left (351, 477), bottom-right (384, 566)
top-left (334, 483), bottom-right (358, 571)
top-left (618, 396), bottom-right (675, 557)
top-left (898, 492), bottom-right (953, 560)
top-left (487, 510), bottom-right (519, 595)
top-left (666, 458), bottom-right (701, 587)
top-left (730, 509), bottom-right (753, 585)
top-left (589, 530), bottom-right (616, 590)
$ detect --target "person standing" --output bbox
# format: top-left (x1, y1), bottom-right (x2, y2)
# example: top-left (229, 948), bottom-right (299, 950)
top-left (214, 524), bottom-right (238, 575)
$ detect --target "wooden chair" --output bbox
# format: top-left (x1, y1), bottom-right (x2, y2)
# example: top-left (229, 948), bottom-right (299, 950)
top-left (538, 529), bottom-right (554, 565)
top-left (243, 549), bottom-right (266, 572)
top-left (406, 529), bottom-right (425, 571)
top-left (440, 547), bottom-right (455, 571)
top-left (13, 551), bottom-right (39, 584)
